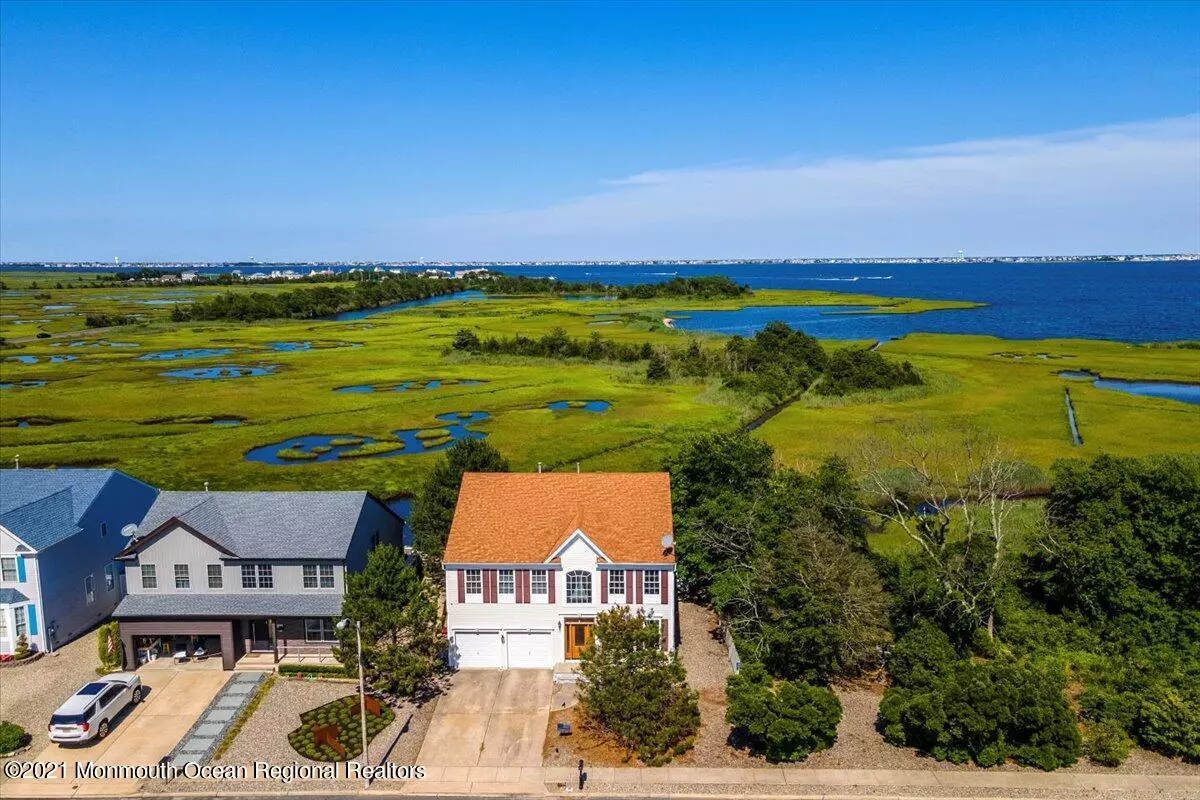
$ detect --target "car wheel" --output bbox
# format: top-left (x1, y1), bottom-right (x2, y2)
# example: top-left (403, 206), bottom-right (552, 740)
top-left (97, 720), bottom-right (110, 739)
top-left (132, 687), bottom-right (142, 704)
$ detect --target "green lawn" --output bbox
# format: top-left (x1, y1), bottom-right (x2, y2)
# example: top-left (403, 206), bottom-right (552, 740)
top-left (2, 284), bottom-right (1196, 501)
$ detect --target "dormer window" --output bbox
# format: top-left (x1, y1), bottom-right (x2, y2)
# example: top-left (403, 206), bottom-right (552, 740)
top-left (566, 570), bottom-right (592, 604)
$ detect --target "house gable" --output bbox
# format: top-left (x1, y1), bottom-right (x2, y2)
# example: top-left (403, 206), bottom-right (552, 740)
top-left (546, 528), bottom-right (611, 565)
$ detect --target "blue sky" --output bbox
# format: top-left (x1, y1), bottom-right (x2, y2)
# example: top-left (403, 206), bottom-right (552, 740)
top-left (1, 1), bottom-right (1198, 261)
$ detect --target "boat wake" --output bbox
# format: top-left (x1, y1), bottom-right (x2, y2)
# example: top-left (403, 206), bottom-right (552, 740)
top-left (808, 275), bottom-right (893, 282)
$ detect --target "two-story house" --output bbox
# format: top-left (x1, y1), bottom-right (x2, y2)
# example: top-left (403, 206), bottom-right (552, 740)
top-left (443, 472), bottom-right (677, 670)
top-left (111, 491), bottom-right (403, 670)
top-left (0, 469), bottom-right (159, 656)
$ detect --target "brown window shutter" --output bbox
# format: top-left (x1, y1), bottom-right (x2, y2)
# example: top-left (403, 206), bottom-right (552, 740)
top-left (600, 571), bottom-right (608, 604)
top-left (635, 570), bottom-right (644, 604)
top-left (548, 570), bottom-right (556, 603)
top-left (519, 569), bottom-right (529, 603)
top-left (457, 569), bottom-right (465, 604)
top-left (625, 569), bottom-right (635, 605)
top-left (660, 570), bottom-right (669, 605)
top-left (484, 569), bottom-right (497, 603)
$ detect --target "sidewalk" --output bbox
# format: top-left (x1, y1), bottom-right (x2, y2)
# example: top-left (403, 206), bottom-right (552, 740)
top-left (403, 765), bottom-right (1200, 798)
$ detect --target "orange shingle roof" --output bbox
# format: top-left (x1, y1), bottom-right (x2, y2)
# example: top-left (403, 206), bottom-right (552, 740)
top-left (443, 472), bottom-right (674, 565)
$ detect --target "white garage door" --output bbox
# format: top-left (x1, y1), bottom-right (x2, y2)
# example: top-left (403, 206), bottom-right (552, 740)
top-left (506, 630), bottom-right (554, 669)
top-left (453, 630), bottom-right (502, 669)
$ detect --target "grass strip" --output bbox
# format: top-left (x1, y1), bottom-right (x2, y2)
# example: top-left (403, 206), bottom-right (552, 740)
top-left (213, 674), bottom-right (275, 762)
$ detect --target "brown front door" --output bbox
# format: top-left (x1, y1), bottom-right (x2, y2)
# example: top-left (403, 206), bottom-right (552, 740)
top-left (564, 620), bottom-right (593, 660)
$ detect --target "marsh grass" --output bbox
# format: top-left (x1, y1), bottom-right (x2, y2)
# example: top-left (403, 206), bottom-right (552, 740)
top-left (1, 288), bottom-right (1194, 499)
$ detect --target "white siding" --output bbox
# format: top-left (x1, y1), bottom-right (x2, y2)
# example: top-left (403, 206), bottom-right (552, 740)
top-left (444, 533), bottom-right (676, 669)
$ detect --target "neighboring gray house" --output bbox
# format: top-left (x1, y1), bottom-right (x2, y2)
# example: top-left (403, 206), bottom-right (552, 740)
top-left (111, 491), bottom-right (402, 670)
top-left (0, 469), bottom-right (159, 656)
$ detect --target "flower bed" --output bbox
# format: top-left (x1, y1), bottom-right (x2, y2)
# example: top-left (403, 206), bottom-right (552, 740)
top-left (287, 695), bottom-right (394, 762)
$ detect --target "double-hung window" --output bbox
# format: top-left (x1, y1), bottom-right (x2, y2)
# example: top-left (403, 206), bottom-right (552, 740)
top-left (207, 564), bottom-right (223, 589)
top-left (303, 564), bottom-right (335, 589)
top-left (498, 569), bottom-right (515, 598)
top-left (531, 569), bottom-right (548, 597)
top-left (607, 570), bottom-right (625, 598)
top-left (1, 557), bottom-right (17, 582)
top-left (304, 618), bottom-right (338, 642)
top-left (0, 613), bottom-right (7, 640)
top-left (241, 564), bottom-right (273, 589)
top-left (104, 564), bottom-right (116, 592)
top-left (14, 607), bottom-right (27, 638)
top-left (644, 570), bottom-right (661, 597)
top-left (464, 569), bottom-right (482, 597)
top-left (174, 564), bottom-right (190, 590)
top-left (566, 570), bottom-right (592, 604)
top-left (141, 564), bottom-right (157, 589)
top-left (84, 575), bottom-right (95, 604)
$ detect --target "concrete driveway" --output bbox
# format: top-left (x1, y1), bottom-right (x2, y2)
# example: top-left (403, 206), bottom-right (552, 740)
top-left (1, 667), bottom-right (228, 797)
top-left (417, 669), bottom-right (551, 767)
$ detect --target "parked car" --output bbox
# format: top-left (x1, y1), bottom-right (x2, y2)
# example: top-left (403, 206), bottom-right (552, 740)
top-left (48, 673), bottom-right (143, 743)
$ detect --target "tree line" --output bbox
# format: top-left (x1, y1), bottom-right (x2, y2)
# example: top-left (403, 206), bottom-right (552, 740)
top-left (475, 273), bottom-right (750, 300)
top-left (453, 319), bottom-right (923, 400)
top-left (171, 275), bottom-right (466, 322)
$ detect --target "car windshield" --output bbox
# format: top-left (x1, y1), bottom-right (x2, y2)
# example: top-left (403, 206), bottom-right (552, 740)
top-left (50, 711), bottom-right (90, 726)
top-left (77, 683), bottom-right (107, 695)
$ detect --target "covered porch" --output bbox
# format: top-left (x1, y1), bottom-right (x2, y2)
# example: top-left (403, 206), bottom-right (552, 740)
top-left (112, 593), bottom-right (343, 671)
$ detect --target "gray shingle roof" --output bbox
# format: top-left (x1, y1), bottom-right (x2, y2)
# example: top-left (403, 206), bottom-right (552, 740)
top-left (134, 491), bottom-right (375, 559)
top-left (112, 593), bottom-right (343, 619)
top-left (0, 469), bottom-right (118, 551)
top-left (0, 588), bottom-right (30, 605)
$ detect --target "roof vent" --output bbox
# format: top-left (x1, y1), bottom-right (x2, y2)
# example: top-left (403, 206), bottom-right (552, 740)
top-left (537, 462), bottom-right (544, 474)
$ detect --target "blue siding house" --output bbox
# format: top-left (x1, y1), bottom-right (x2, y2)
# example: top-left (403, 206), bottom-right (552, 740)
top-left (0, 469), bottom-right (159, 655)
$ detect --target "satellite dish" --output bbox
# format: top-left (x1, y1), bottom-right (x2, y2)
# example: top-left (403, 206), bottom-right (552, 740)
top-left (661, 534), bottom-right (674, 549)
top-left (120, 523), bottom-right (139, 539)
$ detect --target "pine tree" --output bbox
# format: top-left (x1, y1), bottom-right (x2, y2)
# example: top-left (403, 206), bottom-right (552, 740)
top-left (336, 544), bottom-right (443, 697)
top-left (410, 439), bottom-right (509, 568)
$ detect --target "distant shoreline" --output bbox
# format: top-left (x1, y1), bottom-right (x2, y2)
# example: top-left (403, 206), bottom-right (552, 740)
top-left (2, 254), bottom-right (1197, 271)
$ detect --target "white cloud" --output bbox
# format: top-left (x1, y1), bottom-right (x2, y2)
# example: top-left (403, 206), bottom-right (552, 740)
top-left (395, 115), bottom-right (1200, 259)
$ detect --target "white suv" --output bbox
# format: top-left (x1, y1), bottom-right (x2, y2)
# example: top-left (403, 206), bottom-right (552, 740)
top-left (48, 673), bottom-right (143, 743)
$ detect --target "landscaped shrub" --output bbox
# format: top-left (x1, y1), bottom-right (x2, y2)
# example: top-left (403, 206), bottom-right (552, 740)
top-left (879, 658), bottom-right (1081, 770)
top-left (278, 662), bottom-right (350, 678)
top-left (96, 622), bottom-right (122, 673)
top-left (1134, 684), bottom-right (1200, 762)
top-left (286, 695), bottom-right (394, 762)
top-left (1083, 721), bottom-right (1133, 766)
top-left (579, 607), bottom-right (700, 765)
top-left (725, 662), bottom-right (841, 762)
top-left (12, 634), bottom-right (30, 660)
top-left (886, 621), bottom-right (956, 688)
top-left (0, 721), bottom-right (31, 753)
